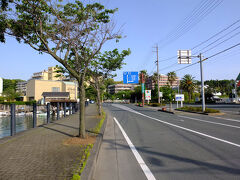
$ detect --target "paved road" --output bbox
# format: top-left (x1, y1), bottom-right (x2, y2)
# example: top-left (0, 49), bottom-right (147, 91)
top-left (95, 103), bottom-right (240, 180)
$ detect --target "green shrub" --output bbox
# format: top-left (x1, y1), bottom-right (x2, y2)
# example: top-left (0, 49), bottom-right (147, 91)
top-left (150, 103), bottom-right (161, 107)
top-left (177, 106), bottom-right (220, 113)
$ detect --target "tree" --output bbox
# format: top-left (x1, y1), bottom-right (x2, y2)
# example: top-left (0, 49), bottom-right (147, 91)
top-left (180, 74), bottom-right (196, 102)
top-left (167, 71), bottom-right (177, 87)
top-left (3, 88), bottom-right (21, 102)
top-left (1, 0), bottom-right (120, 138)
top-left (88, 48), bottom-right (130, 115)
top-left (167, 71), bottom-right (177, 110)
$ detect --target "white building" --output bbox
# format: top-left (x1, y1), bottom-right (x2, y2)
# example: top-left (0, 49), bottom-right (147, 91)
top-left (0, 77), bottom-right (3, 96)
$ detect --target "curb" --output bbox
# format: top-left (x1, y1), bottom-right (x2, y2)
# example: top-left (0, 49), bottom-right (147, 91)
top-left (157, 109), bottom-right (175, 114)
top-left (81, 111), bottom-right (108, 180)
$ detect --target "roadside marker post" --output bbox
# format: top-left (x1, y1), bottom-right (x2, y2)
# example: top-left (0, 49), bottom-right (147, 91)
top-left (10, 104), bottom-right (16, 136)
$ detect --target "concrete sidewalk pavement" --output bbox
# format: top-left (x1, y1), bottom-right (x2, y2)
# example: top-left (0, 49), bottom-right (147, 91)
top-left (93, 108), bottom-right (146, 180)
top-left (0, 104), bottom-right (100, 180)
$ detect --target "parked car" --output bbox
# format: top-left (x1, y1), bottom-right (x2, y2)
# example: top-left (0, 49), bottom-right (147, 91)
top-left (89, 100), bottom-right (95, 104)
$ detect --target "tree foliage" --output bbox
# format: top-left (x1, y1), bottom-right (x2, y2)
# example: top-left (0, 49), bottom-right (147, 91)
top-left (1, 0), bottom-right (120, 138)
top-left (88, 48), bottom-right (130, 115)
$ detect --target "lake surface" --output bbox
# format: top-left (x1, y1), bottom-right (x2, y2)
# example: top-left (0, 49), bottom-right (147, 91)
top-left (0, 114), bottom-right (57, 139)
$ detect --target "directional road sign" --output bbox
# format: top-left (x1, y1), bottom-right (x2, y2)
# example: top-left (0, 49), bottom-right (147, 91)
top-left (123, 72), bottom-right (139, 84)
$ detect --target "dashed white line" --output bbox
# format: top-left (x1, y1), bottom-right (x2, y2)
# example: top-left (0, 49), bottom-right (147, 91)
top-left (113, 117), bottom-right (156, 180)
top-left (178, 115), bottom-right (240, 129)
top-left (212, 116), bottom-right (240, 123)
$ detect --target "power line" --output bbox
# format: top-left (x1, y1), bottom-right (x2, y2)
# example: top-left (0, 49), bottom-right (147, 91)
top-left (206, 42), bottom-right (240, 59)
top-left (191, 18), bottom-right (240, 50)
top-left (158, 0), bottom-right (223, 49)
top-left (202, 31), bottom-right (240, 54)
top-left (195, 25), bottom-right (240, 54)
top-left (159, 18), bottom-right (240, 64)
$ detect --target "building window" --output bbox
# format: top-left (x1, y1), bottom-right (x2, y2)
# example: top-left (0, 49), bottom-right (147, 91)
top-left (52, 87), bottom-right (60, 92)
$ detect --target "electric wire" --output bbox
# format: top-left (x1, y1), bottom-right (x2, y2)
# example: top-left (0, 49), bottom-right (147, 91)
top-left (158, 0), bottom-right (223, 49)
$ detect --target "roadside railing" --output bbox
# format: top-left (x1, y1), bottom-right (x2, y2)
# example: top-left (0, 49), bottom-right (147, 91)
top-left (0, 102), bottom-right (78, 138)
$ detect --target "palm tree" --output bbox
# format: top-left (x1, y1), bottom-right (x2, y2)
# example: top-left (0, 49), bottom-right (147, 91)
top-left (167, 71), bottom-right (177, 87)
top-left (167, 71), bottom-right (177, 111)
top-left (180, 74), bottom-right (196, 102)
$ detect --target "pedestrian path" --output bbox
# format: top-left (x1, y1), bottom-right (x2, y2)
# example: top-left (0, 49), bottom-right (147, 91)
top-left (93, 108), bottom-right (146, 180)
top-left (0, 104), bottom-right (99, 180)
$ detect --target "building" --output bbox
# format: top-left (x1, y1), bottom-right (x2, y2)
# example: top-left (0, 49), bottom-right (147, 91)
top-left (26, 79), bottom-right (78, 103)
top-left (31, 67), bottom-right (65, 81)
top-left (145, 74), bottom-right (180, 90)
top-left (0, 77), bottom-right (2, 96)
top-left (16, 81), bottom-right (27, 95)
top-left (108, 84), bottom-right (139, 94)
top-left (42, 92), bottom-right (70, 104)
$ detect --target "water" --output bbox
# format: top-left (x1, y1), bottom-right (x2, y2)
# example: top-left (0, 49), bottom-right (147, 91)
top-left (0, 114), bottom-right (57, 139)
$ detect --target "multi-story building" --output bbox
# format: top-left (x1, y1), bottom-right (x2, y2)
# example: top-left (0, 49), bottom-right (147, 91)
top-left (16, 81), bottom-right (27, 95)
top-left (26, 79), bottom-right (78, 103)
top-left (108, 84), bottom-right (139, 94)
top-left (31, 67), bottom-right (65, 81)
top-left (145, 74), bottom-right (180, 90)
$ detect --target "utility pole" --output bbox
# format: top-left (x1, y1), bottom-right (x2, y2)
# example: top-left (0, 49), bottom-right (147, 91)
top-left (154, 44), bottom-right (160, 104)
top-left (199, 53), bottom-right (206, 112)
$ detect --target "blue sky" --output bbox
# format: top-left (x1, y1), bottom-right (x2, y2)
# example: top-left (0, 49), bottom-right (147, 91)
top-left (0, 0), bottom-right (239, 81)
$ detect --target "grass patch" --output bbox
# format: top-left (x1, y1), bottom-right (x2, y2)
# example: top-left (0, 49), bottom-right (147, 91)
top-left (92, 110), bottom-right (106, 134)
top-left (177, 106), bottom-right (220, 113)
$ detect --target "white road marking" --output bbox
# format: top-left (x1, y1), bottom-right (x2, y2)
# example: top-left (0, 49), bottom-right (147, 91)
top-left (113, 117), bottom-right (156, 180)
top-left (212, 116), bottom-right (240, 123)
top-left (220, 110), bottom-right (238, 113)
top-left (178, 115), bottom-right (240, 129)
top-left (112, 104), bottom-right (240, 148)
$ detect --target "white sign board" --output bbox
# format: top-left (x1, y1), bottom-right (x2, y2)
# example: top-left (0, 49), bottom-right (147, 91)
top-left (178, 50), bottom-right (191, 64)
top-left (159, 92), bottom-right (163, 97)
top-left (175, 94), bottom-right (184, 101)
top-left (145, 90), bottom-right (151, 100)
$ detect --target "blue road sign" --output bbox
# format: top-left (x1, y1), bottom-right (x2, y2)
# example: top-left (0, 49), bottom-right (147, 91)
top-left (123, 72), bottom-right (139, 84)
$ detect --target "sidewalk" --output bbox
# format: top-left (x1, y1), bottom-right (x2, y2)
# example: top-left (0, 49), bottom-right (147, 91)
top-left (93, 108), bottom-right (146, 180)
top-left (0, 104), bottom-right (100, 180)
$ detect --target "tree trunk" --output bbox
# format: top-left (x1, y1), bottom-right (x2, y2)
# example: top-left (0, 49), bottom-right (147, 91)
top-left (78, 79), bottom-right (86, 138)
top-left (189, 92), bottom-right (191, 103)
top-left (96, 84), bottom-right (102, 116)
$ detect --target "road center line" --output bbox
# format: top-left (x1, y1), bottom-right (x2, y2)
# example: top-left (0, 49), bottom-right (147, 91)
top-left (112, 104), bottom-right (240, 148)
top-left (113, 117), bottom-right (156, 180)
top-left (177, 115), bottom-right (240, 129)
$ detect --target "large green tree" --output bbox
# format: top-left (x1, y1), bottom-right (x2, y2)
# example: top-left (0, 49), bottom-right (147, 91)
top-left (1, 0), bottom-right (120, 138)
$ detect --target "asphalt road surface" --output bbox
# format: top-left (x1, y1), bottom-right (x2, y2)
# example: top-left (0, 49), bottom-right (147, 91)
top-left (102, 103), bottom-right (240, 180)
